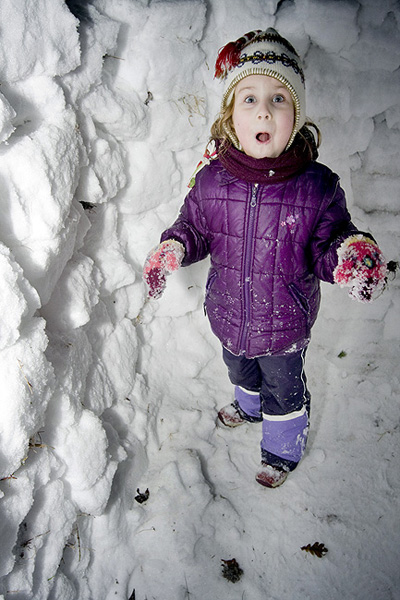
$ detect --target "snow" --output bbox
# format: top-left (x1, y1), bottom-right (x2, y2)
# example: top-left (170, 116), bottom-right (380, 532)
top-left (0, 0), bottom-right (399, 599)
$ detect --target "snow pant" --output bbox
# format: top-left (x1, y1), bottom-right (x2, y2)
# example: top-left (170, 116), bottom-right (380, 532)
top-left (222, 347), bottom-right (310, 472)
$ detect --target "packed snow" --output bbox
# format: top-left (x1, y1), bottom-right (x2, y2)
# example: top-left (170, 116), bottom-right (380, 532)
top-left (0, 0), bottom-right (399, 599)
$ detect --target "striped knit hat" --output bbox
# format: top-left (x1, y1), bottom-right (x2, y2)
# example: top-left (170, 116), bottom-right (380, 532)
top-left (215, 28), bottom-right (306, 149)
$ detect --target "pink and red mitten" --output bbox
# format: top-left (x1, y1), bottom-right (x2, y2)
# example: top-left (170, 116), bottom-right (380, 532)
top-left (333, 235), bottom-right (387, 302)
top-left (143, 240), bottom-right (185, 299)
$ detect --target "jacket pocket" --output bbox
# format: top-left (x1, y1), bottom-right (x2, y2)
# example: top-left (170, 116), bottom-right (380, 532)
top-left (205, 270), bottom-right (217, 296)
top-left (288, 282), bottom-right (310, 316)
top-left (204, 270), bottom-right (218, 315)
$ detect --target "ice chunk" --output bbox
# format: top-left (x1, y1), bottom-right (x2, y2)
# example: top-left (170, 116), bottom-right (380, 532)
top-left (305, 48), bottom-right (352, 122)
top-left (0, 243), bottom-right (40, 350)
top-left (41, 253), bottom-right (101, 331)
top-left (81, 85), bottom-right (148, 142)
top-left (298, 0), bottom-right (359, 54)
top-left (0, 319), bottom-right (53, 477)
top-left (49, 405), bottom-right (116, 514)
top-left (351, 170), bottom-right (400, 213)
top-left (0, 92), bottom-right (16, 143)
top-left (342, 12), bottom-right (400, 72)
top-left (350, 69), bottom-right (400, 118)
top-left (84, 204), bottom-right (135, 293)
top-left (62, 5), bottom-right (120, 103)
top-left (85, 312), bottom-right (138, 412)
top-left (0, 0), bottom-right (80, 82)
top-left (0, 104), bottom-right (83, 303)
top-left (361, 120), bottom-right (400, 177)
top-left (317, 116), bottom-right (374, 161)
top-left (385, 105), bottom-right (400, 129)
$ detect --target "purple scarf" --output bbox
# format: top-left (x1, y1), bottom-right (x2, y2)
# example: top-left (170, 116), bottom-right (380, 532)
top-left (217, 133), bottom-right (317, 184)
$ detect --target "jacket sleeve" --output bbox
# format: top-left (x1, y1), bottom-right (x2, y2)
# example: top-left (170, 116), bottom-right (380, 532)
top-left (309, 176), bottom-right (361, 283)
top-left (160, 184), bottom-right (210, 267)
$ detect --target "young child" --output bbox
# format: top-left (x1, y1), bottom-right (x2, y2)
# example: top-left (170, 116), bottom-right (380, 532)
top-left (143, 29), bottom-right (387, 488)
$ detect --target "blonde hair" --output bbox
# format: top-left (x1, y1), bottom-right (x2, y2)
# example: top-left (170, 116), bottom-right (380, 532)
top-left (210, 95), bottom-right (235, 150)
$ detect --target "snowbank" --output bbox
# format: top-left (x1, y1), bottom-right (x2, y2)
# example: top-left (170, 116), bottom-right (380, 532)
top-left (0, 1), bottom-right (399, 599)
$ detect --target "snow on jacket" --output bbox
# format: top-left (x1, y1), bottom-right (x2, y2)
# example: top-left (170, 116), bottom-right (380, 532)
top-left (161, 157), bottom-right (358, 358)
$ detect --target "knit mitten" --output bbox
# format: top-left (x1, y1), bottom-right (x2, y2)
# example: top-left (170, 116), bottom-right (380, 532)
top-left (333, 235), bottom-right (387, 302)
top-left (143, 240), bottom-right (185, 299)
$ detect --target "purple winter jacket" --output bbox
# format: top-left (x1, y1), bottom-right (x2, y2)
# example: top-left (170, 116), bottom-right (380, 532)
top-left (161, 157), bottom-right (358, 358)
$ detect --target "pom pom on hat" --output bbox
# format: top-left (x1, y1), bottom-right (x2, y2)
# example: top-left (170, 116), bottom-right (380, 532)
top-left (215, 28), bottom-right (306, 149)
top-left (215, 30), bottom-right (261, 79)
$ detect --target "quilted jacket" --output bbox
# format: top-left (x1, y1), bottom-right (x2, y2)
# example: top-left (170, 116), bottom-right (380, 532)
top-left (161, 158), bottom-right (358, 357)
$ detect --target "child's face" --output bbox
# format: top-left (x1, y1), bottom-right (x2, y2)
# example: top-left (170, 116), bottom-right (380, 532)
top-left (232, 75), bottom-right (295, 159)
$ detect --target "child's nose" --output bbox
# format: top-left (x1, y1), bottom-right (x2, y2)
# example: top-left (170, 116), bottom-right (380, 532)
top-left (257, 103), bottom-right (271, 119)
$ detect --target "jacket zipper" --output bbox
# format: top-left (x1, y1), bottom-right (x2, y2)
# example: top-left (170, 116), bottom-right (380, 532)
top-left (238, 183), bottom-right (259, 353)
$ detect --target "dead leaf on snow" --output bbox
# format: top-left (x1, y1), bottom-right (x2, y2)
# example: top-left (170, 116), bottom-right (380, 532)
top-left (301, 542), bottom-right (328, 558)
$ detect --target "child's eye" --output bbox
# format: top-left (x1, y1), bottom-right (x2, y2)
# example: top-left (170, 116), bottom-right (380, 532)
top-left (244, 95), bottom-right (256, 104)
top-left (272, 94), bottom-right (285, 103)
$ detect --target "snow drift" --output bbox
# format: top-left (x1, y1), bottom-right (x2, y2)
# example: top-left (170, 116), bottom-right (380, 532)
top-left (0, 1), bottom-right (399, 599)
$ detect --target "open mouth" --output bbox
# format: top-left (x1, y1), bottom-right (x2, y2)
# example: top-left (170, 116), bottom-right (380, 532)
top-left (256, 132), bottom-right (270, 143)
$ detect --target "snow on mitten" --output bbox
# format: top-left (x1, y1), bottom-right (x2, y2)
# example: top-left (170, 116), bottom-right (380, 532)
top-left (333, 234), bottom-right (387, 302)
top-left (143, 240), bottom-right (185, 299)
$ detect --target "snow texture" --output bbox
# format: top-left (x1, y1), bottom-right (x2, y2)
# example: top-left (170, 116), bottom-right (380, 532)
top-left (0, 1), bottom-right (399, 599)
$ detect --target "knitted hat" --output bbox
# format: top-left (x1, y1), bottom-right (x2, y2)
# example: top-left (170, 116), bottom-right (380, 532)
top-left (215, 28), bottom-right (306, 149)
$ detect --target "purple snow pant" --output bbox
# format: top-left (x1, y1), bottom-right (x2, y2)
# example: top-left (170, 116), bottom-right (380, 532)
top-left (222, 347), bottom-right (310, 472)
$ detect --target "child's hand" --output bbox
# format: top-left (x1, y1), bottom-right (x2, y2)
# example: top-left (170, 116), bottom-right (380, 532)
top-left (143, 240), bottom-right (185, 299)
top-left (333, 235), bottom-right (387, 302)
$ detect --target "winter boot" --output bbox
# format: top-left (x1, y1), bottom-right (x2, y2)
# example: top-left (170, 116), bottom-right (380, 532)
top-left (255, 463), bottom-right (289, 488)
top-left (217, 401), bottom-right (246, 427)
